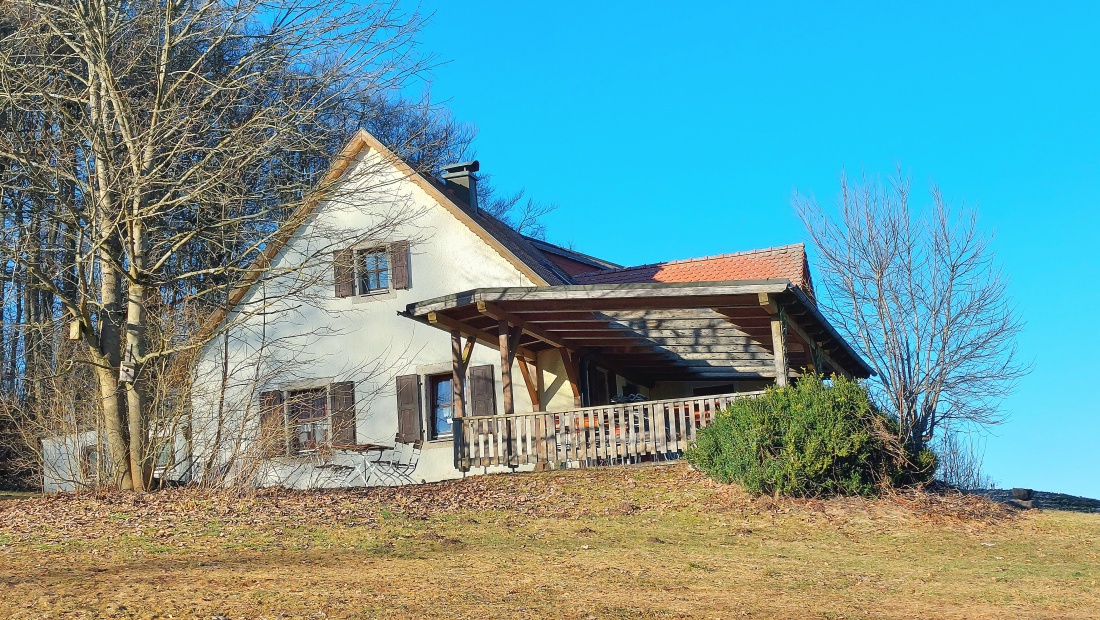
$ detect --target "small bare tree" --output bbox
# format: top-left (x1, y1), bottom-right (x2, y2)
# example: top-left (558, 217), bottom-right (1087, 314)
top-left (932, 429), bottom-right (995, 490)
top-left (795, 171), bottom-right (1029, 451)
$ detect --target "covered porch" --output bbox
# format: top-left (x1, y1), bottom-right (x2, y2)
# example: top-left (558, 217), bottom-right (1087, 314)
top-left (402, 279), bottom-right (873, 471)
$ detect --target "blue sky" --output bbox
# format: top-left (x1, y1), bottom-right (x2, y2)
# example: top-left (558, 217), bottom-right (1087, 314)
top-left (411, 2), bottom-right (1100, 497)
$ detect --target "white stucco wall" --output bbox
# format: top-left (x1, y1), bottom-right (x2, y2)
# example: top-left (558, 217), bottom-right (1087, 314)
top-left (190, 146), bottom-right (539, 488)
top-left (41, 431), bottom-right (98, 494)
top-left (42, 431), bottom-right (191, 494)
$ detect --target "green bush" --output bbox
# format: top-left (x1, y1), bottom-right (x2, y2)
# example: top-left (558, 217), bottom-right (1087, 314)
top-left (685, 375), bottom-right (931, 497)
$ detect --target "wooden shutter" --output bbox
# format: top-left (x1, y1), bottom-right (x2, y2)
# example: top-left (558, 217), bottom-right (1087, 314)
top-left (395, 374), bottom-right (421, 443)
top-left (390, 240), bottom-right (410, 290)
top-left (333, 249), bottom-right (355, 297)
top-left (329, 381), bottom-right (356, 447)
top-left (258, 390), bottom-right (285, 456)
top-left (469, 365), bottom-right (496, 417)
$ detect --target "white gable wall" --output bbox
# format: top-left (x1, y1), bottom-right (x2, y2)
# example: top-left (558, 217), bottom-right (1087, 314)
top-left (190, 146), bottom-right (538, 488)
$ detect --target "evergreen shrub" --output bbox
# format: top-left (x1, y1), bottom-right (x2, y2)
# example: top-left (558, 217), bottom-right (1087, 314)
top-left (685, 375), bottom-right (933, 497)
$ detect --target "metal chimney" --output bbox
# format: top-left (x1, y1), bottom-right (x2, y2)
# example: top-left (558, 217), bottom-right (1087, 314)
top-left (441, 160), bottom-right (480, 213)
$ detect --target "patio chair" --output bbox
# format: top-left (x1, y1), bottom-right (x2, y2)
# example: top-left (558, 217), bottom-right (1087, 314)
top-left (382, 440), bottom-right (423, 485)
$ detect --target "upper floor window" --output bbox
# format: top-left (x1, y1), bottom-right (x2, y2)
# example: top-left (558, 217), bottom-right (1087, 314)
top-left (334, 240), bottom-right (410, 298)
top-left (358, 248), bottom-right (390, 293)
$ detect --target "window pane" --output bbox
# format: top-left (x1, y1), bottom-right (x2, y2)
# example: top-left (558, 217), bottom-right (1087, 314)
top-left (289, 388), bottom-right (327, 422)
top-left (378, 269), bottom-right (389, 289)
top-left (367, 272), bottom-right (379, 291)
top-left (432, 376), bottom-right (453, 437)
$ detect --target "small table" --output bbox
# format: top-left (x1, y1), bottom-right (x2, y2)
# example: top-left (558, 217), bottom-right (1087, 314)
top-left (335, 443), bottom-right (394, 486)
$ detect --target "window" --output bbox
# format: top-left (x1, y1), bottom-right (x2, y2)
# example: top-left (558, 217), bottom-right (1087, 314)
top-left (263, 382), bottom-right (356, 455)
top-left (428, 374), bottom-right (454, 439)
top-left (79, 445), bottom-right (100, 483)
top-left (334, 241), bottom-right (410, 298)
top-left (152, 438), bottom-right (174, 473)
top-left (287, 387), bottom-right (330, 452)
top-left (357, 248), bottom-right (390, 294)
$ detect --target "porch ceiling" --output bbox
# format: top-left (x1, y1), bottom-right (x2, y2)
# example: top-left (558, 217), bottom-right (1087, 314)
top-left (401, 279), bottom-right (873, 385)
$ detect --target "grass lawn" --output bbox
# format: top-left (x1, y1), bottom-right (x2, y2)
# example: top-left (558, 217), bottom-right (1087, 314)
top-left (0, 463), bottom-right (1097, 619)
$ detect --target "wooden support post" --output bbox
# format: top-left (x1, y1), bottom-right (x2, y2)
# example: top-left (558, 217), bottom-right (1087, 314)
top-left (451, 330), bottom-right (474, 471)
top-left (498, 320), bottom-right (518, 415)
top-left (759, 293), bottom-right (788, 387)
top-left (770, 313), bottom-right (788, 387)
top-left (451, 330), bottom-right (474, 418)
top-left (560, 348), bottom-right (582, 407)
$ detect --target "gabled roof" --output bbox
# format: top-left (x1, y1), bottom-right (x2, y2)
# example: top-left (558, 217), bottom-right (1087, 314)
top-left (344, 130), bottom-right (574, 286)
top-left (573, 243), bottom-right (814, 298)
top-left (198, 129), bottom-right (575, 339)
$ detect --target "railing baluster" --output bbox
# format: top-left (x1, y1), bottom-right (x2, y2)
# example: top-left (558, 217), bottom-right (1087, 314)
top-left (451, 390), bottom-right (763, 471)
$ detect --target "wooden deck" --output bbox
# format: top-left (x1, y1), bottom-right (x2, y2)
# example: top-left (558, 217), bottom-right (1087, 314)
top-left (452, 391), bottom-right (764, 471)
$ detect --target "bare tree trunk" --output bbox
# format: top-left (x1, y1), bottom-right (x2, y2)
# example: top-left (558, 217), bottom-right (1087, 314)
top-left (125, 221), bottom-right (150, 491)
top-left (97, 252), bottom-right (132, 490)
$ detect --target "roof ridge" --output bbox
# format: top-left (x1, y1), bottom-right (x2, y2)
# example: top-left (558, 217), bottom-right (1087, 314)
top-left (573, 243), bottom-right (805, 278)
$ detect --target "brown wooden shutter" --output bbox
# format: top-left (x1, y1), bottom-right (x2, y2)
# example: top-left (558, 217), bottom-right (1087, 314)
top-left (333, 249), bottom-right (355, 297)
top-left (390, 240), bottom-right (410, 290)
top-left (395, 374), bottom-right (421, 443)
top-left (469, 365), bottom-right (496, 417)
top-left (258, 390), bottom-right (285, 456)
top-left (329, 381), bottom-right (356, 447)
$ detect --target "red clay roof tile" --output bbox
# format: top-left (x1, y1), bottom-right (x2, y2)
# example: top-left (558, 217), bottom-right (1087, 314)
top-left (573, 243), bottom-right (814, 298)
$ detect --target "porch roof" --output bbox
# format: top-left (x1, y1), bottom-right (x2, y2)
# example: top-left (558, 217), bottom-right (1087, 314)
top-left (401, 279), bottom-right (874, 385)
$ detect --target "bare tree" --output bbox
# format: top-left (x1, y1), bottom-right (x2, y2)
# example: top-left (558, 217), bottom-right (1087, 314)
top-left (932, 428), bottom-right (995, 490)
top-left (795, 171), bottom-right (1029, 451)
top-left (0, 0), bottom-right (445, 490)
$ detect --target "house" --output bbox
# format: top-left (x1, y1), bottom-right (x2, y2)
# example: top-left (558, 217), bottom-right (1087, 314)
top-left (45, 128), bottom-right (873, 491)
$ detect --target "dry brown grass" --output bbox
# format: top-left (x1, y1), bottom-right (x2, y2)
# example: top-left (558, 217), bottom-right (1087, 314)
top-left (1, 463), bottom-right (1097, 619)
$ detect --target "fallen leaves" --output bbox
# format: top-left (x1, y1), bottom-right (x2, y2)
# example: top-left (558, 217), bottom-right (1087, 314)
top-left (0, 463), bottom-right (1016, 553)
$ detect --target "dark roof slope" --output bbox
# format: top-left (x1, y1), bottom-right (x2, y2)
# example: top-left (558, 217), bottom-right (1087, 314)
top-left (523, 237), bottom-right (621, 277)
top-left (422, 175), bottom-right (575, 285)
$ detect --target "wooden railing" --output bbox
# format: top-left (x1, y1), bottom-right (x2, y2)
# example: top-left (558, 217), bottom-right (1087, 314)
top-left (453, 391), bottom-right (765, 471)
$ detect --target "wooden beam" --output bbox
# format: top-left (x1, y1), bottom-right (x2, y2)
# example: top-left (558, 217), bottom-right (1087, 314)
top-left (758, 292), bottom-right (779, 315)
top-left (478, 301), bottom-right (564, 349)
top-left (470, 295), bottom-right (767, 313)
top-left (427, 311), bottom-right (536, 360)
top-left (560, 348), bottom-right (582, 407)
top-left (480, 302), bottom-right (651, 387)
top-left (783, 315), bottom-right (852, 379)
top-left (517, 357), bottom-right (541, 411)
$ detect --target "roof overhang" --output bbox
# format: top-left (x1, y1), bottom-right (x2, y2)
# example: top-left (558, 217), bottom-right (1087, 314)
top-left (402, 279), bottom-right (874, 384)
